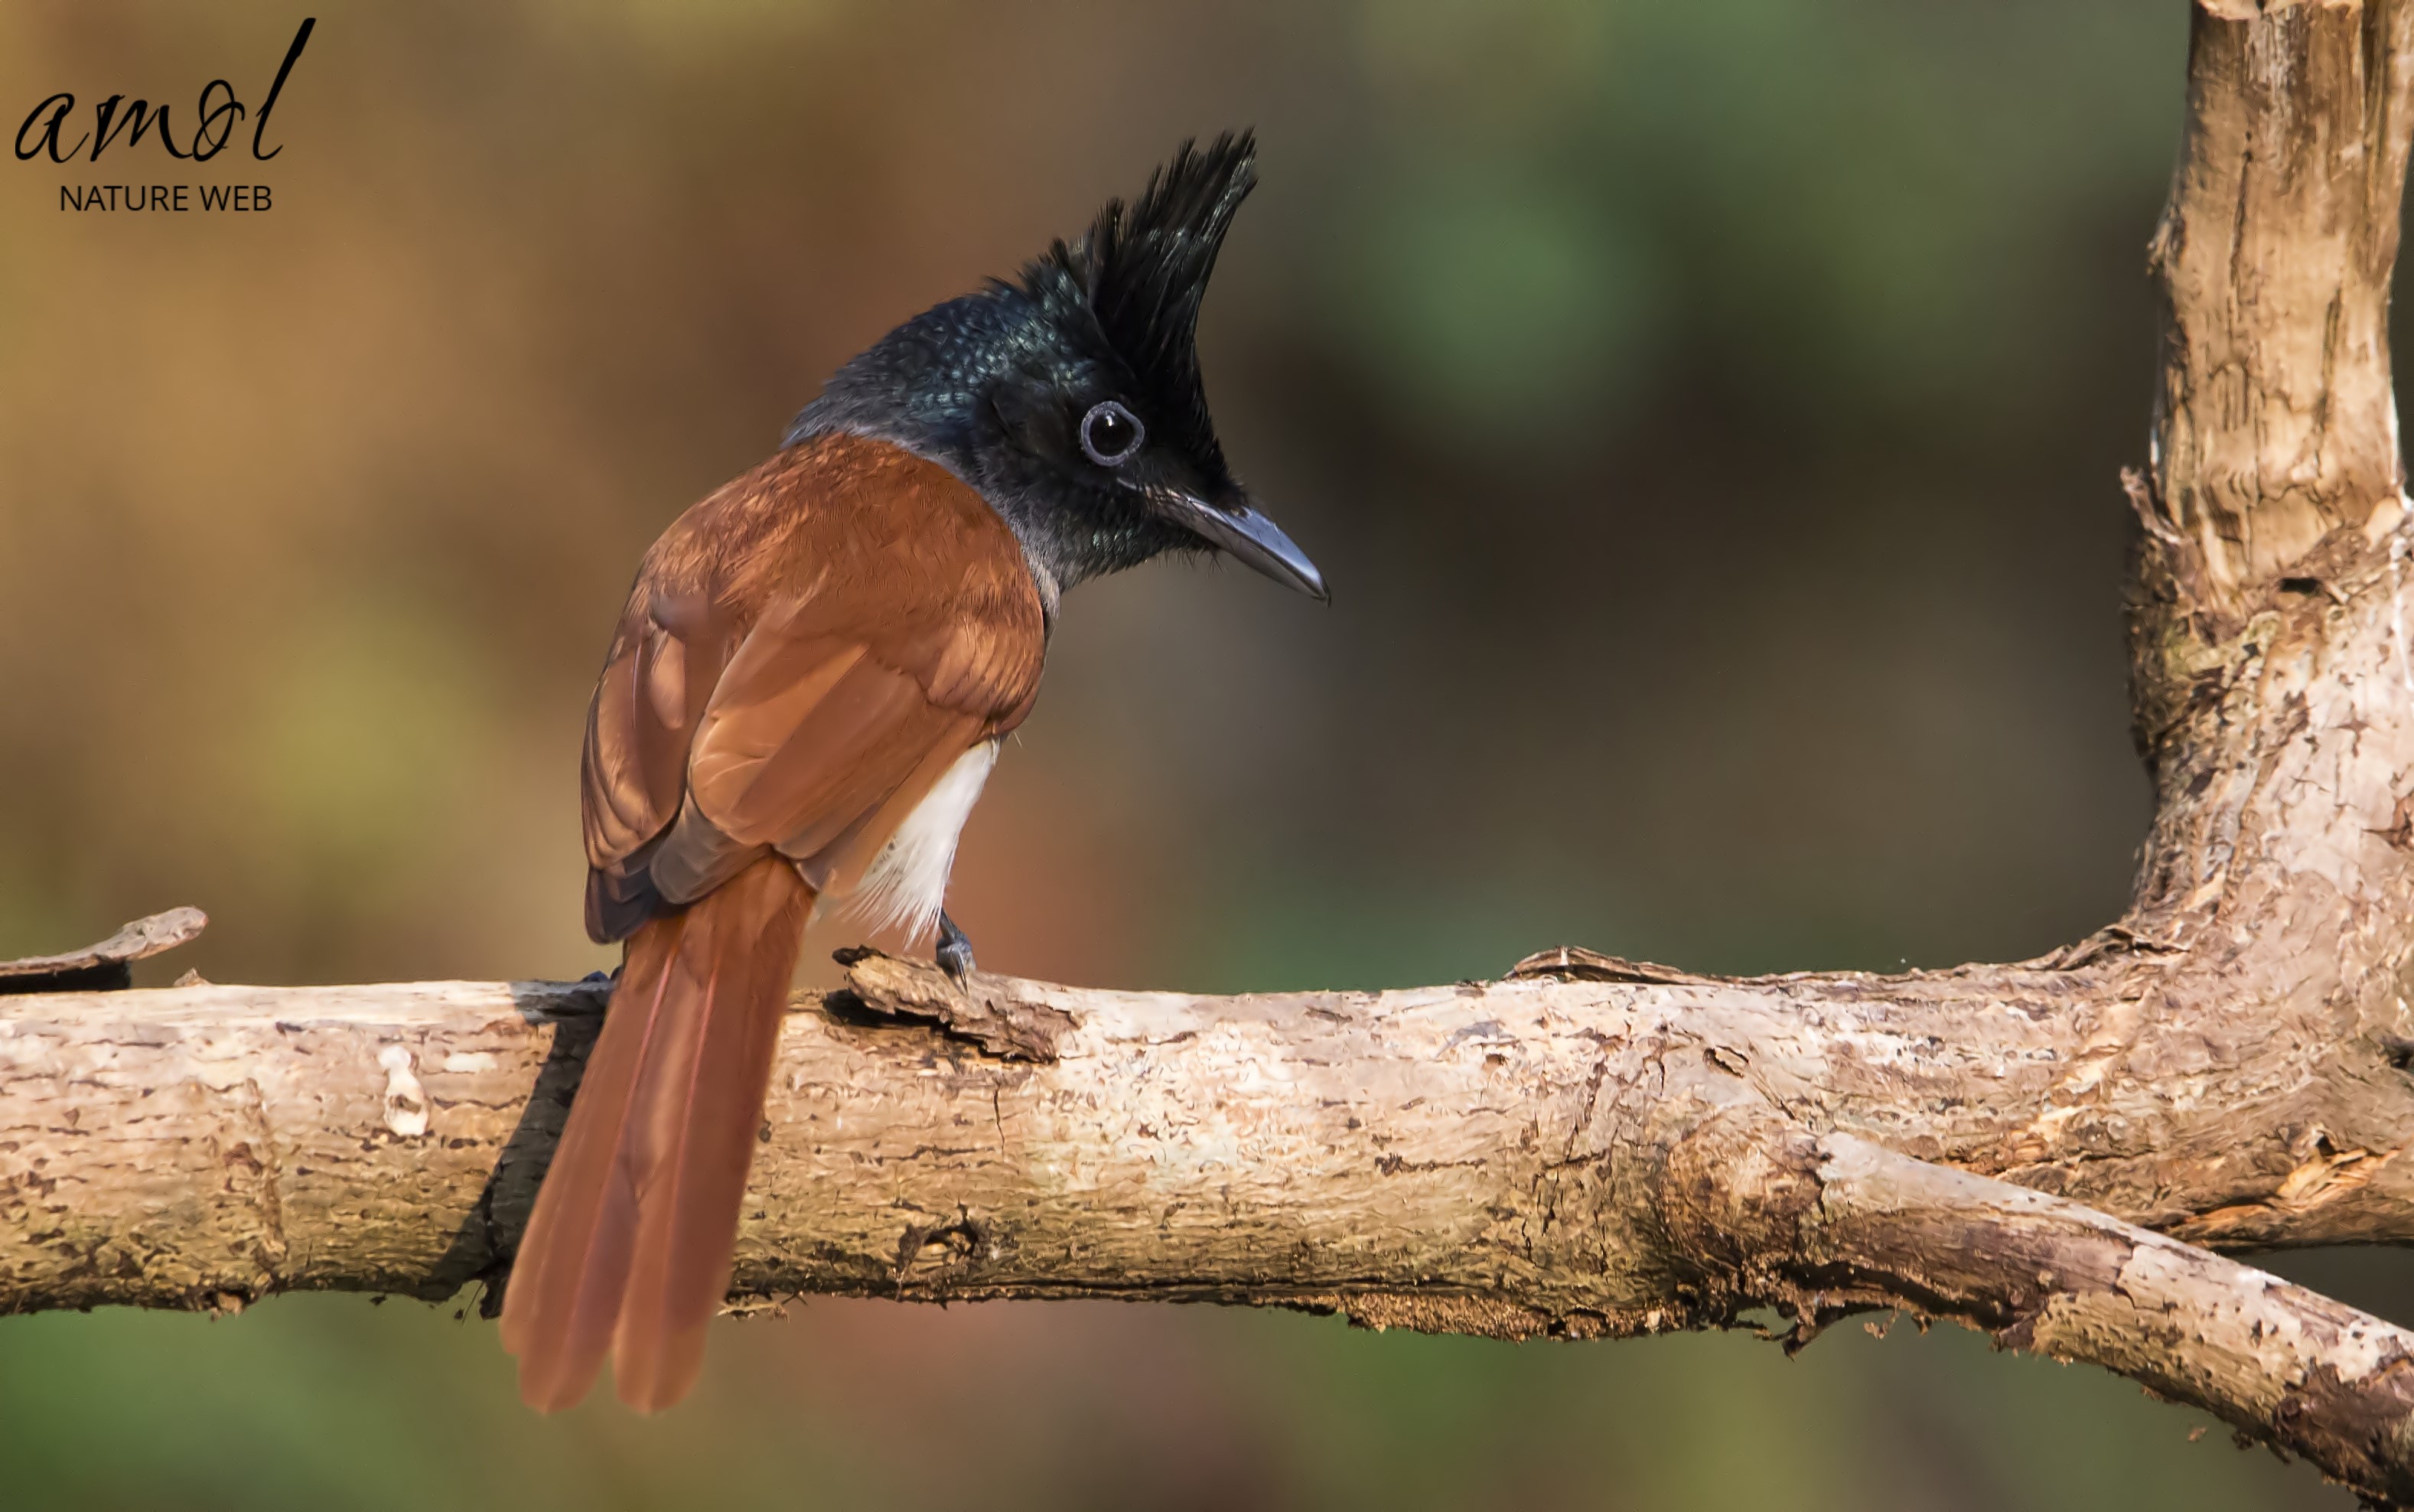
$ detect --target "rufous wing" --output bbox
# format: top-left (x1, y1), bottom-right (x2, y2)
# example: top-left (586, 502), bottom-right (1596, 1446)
top-left (579, 433), bottom-right (1046, 940)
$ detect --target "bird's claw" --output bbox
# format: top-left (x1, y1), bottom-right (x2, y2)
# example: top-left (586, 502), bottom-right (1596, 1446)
top-left (935, 911), bottom-right (976, 982)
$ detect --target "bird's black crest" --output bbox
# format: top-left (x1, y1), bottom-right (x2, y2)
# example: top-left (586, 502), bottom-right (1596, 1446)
top-left (1016, 132), bottom-right (1258, 462)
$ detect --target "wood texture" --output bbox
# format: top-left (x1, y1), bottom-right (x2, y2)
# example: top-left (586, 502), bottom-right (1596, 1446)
top-left (11, 958), bottom-right (2414, 1494)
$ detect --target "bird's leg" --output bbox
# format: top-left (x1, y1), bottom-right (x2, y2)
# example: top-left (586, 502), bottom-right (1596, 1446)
top-left (935, 911), bottom-right (976, 981)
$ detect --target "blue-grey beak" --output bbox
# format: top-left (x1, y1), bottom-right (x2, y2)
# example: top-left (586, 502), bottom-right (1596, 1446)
top-left (1165, 489), bottom-right (1328, 601)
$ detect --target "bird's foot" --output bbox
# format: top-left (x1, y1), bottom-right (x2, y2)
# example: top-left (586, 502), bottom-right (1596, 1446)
top-left (935, 911), bottom-right (976, 982)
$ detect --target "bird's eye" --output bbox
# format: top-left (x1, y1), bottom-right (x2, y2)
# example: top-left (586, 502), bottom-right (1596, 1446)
top-left (1079, 400), bottom-right (1145, 467)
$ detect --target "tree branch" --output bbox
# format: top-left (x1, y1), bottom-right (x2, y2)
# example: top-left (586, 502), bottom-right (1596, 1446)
top-left (1772, 1136), bottom-right (2414, 1504)
top-left (10, 959), bottom-right (2414, 1498)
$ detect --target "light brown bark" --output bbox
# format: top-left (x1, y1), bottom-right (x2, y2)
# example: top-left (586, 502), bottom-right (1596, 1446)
top-left (8, 0), bottom-right (2414, 1501)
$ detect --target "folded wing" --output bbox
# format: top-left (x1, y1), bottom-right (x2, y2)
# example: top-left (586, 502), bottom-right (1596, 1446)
top-left (580, 432), bottom-right (1046, 940)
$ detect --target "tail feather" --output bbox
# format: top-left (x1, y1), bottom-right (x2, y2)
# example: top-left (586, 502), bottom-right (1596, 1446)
top-left (497, 932), bottom-right (671, 1410)
top-left (501, 855), bottom-right (810, 1413)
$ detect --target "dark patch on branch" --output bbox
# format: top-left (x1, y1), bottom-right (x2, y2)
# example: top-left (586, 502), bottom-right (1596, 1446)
top-left (1505, 945), bottom-right (1723, 986)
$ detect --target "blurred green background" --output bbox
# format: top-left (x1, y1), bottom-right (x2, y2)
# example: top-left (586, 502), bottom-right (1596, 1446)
top-left (0, 1), bottom-right (2401, 1507)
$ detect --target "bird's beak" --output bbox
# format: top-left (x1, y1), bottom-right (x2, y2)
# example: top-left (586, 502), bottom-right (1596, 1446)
top-left (1161, 488), bottom-right (1329, 601)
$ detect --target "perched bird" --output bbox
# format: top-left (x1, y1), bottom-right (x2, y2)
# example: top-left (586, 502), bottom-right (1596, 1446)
top-left (499, 132), bottom-right (1324, 1413)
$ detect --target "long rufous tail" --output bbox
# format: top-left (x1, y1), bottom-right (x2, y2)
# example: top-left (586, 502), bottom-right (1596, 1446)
top-left (500, 854), bottom-right (810, 1412)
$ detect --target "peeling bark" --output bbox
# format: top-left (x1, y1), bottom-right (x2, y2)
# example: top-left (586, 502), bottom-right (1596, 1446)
top-left (0, 908), bottom-right (207, 994)
top-left (6, 0), bottom-right (2414, 1503)
top-left (2152, 0), bottom-right (2413, 592)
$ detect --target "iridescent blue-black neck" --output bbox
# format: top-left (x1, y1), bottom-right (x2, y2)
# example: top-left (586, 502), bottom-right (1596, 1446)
top-left (785, 288), bottom-right (1196, 610)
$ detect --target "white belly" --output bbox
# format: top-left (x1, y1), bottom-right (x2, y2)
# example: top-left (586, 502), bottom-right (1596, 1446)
top-left (836, 740), bottom-right (998, 943)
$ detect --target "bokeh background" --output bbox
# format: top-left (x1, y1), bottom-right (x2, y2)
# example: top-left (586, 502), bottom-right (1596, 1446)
top-left (2, 2), bottom-right (2405, 1507)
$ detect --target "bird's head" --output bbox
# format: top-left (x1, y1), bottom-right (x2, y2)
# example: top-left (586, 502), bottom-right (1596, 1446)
top-left (790, 132), bottom-right (1326, 604)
